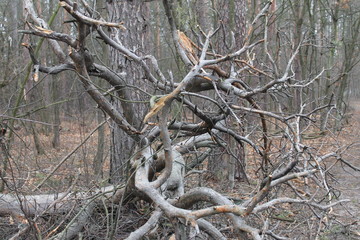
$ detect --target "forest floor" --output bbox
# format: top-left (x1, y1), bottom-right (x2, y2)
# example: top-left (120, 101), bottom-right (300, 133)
top-left (2, 104), bottom-right (360, 239)
top-left (324, 101), bottom-right (360, 239)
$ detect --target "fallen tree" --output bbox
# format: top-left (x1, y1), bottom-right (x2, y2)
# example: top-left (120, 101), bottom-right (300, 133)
top-left (0, 0), bottom-right (355, 239)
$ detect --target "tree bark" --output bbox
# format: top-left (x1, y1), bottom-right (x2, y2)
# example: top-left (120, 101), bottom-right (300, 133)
top-left (106, 0), bottom-right (150, 182)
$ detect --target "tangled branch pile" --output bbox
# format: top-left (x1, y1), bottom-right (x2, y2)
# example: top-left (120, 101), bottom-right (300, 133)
top-left (1, 0), bottom-right (354, 239)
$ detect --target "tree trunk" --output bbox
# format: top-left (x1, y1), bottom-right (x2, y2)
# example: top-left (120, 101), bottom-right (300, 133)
top-left (93, 109), bottom-right (105, 177)
top-left (51, 74), bottom-right (61, 149)
top-left (208, 0), bottom-right (247, 184)
top-left (106, 0), bottom-right (150, 182)
top-left (320, 1), bottom-right (339, 131)
top-left (335, 17), bottom-right (360, 129)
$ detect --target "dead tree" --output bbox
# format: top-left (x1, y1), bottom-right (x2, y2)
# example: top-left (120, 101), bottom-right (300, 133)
top-left (0, 0), bottom-right (353, 239)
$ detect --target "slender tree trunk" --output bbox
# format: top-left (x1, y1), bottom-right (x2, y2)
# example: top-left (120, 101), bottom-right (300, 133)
top-left (51, 74), bottom-right (61, 149)
top-left (154, 1), bottom-right (162, 59)
top-left (49, 0), bottom-right (61, 148)
top-left (92, 0), bottom-right (108, 178)
top-left (0, 0), bottom-right (21, 192)
top-left (336, 17), bottom-right (360, 129)
top-left (93, 109), bottom-right (105, 177)
top-left (10, 0), bottom-right (19, 48)
top-left (320, 1), bottom-right (339, 131)
top-left (207, 0), bottom-right (247, 185)
top-left (290, 1), bottom-right (306, 114)
top-left (0, 126), bottom-right (9, 192)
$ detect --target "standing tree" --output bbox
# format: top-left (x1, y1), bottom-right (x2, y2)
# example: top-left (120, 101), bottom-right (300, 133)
top-left (106, 0), bottom-right (150, 183)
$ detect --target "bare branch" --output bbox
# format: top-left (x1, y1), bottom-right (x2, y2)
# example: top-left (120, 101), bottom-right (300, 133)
top-left (270, 169), bottom-right (318, 187)
top-left (125, 209), bottom-right (162, 240)
top-left (23, 0), bottom-right (66, 61)
top-left (69, 49), bottom-right (141, 141)
top-left (21, 22), bottom-right (77, 48)
top-left (253, 197), bottom-right (350, 213)
top-left (59, 1), bottom-right (126, 29)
